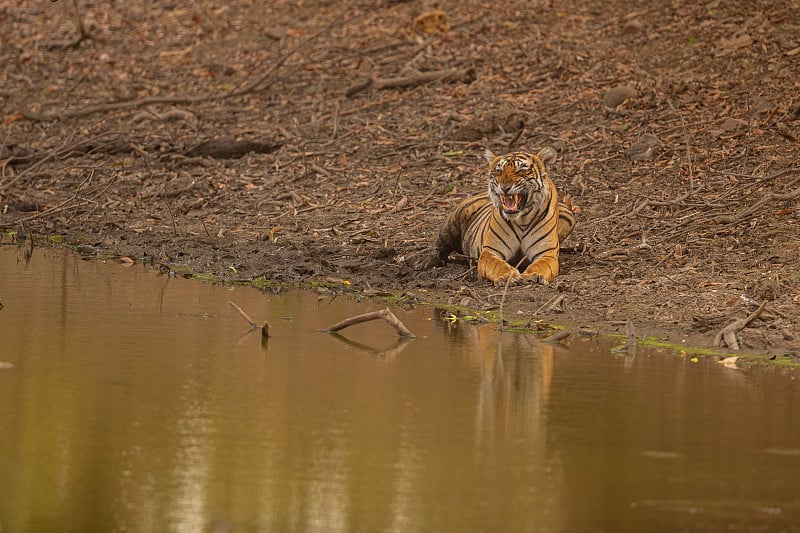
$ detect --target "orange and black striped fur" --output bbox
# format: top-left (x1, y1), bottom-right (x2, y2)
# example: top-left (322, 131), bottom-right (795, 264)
top-left (427, 149), bottom-right (575, 285)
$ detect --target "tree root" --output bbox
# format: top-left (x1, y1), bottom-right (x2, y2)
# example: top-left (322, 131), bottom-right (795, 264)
top-left (713, 301), bottom-right (767, 351)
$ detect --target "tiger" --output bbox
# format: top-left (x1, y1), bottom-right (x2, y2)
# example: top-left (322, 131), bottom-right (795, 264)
top-left (424, 148), bottom-right (575, 286)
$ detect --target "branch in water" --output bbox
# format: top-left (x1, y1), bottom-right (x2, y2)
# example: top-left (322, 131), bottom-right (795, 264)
top-left (322, 308), bottom-right (415, 338)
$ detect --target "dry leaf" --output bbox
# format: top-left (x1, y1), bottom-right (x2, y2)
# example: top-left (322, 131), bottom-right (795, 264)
top-left (603, 85), bottom-right (637, 108)
top-left (716, 34), bottom-right (753, 56)
top-left (414, 10), bottom-right (450, 34)
top-left (4, 112), bottom-right (24, 125)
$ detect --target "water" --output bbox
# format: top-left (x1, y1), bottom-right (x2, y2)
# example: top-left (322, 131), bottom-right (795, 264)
top-left (1, 246), bottom-right (799, 532)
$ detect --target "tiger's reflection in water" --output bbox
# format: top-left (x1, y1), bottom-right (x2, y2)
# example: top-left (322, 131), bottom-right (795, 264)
top-left (436, 312), bottom-right (557, 453)
top-left (434, 314), bottom-right (563, 528)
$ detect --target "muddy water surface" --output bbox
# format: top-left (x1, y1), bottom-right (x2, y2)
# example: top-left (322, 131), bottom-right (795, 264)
top-left (1, 247), bottom-right (799, 532)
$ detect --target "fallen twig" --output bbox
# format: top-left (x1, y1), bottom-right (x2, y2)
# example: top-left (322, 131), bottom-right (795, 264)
top-left (322, 308), bottom-right (415, 338)
top-left (534, 294), bottom-right (565, 315)
top-left (345, 67), bottom-right (476, 98)
top-left (713, 301), bottom-right (768, 351)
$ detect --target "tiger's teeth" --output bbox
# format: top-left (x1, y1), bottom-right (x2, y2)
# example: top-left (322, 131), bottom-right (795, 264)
top-left (501, 194), bottom-right (519, 210)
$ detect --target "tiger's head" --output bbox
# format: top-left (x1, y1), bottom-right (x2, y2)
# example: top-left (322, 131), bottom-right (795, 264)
top-left (484, 148), bottom-right (555, 221)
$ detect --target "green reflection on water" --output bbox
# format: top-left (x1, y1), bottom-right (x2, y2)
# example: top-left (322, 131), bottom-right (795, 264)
top-left (0, 247), bottom-right (799, 532)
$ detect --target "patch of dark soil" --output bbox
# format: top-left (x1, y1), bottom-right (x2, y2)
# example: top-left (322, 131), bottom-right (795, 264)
top-left (184, 139), bottom-right (282, 159)
top-left (2, 0), bottom-right (799, 357)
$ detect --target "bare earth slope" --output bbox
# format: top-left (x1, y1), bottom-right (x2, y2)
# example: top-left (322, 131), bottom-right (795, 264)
top-left (2, 0), bottom-right (799, 356)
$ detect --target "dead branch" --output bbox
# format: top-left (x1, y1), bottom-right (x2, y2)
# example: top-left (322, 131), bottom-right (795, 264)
top-left (345, 67), bottom-right (476, 98)
top-left (21, 95), bottom-right (207, 122)
top-left (713, 301), bottom-right (768, 351)
top-left (229, 301), bottom-right (259, 329)
top-left (322, 308), bottom-right (415, 338)
top-left (229, 301), bottom-right (271, 339)
top-left (712, 181), bottom-right (800, 226)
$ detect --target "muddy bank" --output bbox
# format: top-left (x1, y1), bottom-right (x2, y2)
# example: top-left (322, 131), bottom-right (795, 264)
top-left (1, 0), bottom-right (799, 357)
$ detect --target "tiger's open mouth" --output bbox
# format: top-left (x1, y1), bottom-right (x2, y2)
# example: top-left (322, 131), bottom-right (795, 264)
top-left (500, 193), bottom-right (526, 214)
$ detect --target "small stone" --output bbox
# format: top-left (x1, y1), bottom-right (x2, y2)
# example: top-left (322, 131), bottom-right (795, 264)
top-left (263, 26), bottom-right (287, 40)
top-left (603, 85), bottom-right (638, 109)
top-left (749, 98), bottom-right (775, 117)
top-left (716, 33), bottom-right (753, 56)
top-left (622, 19), bottom-right (644, 34)
top-left (413, 10), bottom-right (450, 34)
top-left (720, 118), bottom-right (748, 132)
top-left (625, 133), bottom-right (662, 161)
top-left (76, 244), bottom-right (97, 256)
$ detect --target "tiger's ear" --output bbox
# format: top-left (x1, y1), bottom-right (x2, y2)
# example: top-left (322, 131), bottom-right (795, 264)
top-left (536, 146), bottom-right (557, 165)
top-left (483, 148), bottom-right (500, 169)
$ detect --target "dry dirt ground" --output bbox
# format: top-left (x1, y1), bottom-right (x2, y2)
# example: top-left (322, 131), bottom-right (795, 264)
top-left (2, 0), bottom-right (799, 357)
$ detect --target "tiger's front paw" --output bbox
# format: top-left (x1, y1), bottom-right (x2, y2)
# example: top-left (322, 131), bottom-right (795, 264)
top-left (522, 272), bottom-right (550, 285)
top-left (492, 270), bottom-right (523, 286)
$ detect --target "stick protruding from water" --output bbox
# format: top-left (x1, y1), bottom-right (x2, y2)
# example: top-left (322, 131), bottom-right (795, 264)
top-left (322, 308), bottom-right (415, 338)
